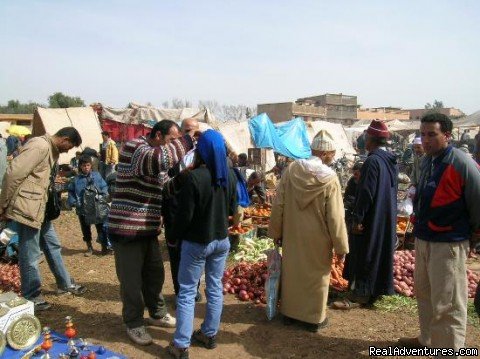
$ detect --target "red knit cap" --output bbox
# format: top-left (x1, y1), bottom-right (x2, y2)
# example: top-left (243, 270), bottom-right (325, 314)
top-left (367, 119), bottom-right (390, 138)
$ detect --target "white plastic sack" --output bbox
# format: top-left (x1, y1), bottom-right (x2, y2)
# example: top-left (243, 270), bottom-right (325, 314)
top-left (265, 247), bottom-right (281, 320)
top-left (398, 197), bottom-right (413, 215)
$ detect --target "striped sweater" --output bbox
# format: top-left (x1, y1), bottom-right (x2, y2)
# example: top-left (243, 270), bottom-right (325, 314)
top-left (108, 135), bottom-right (193, 240)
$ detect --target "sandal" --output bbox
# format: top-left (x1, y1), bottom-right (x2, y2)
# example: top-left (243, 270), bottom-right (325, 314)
top-left (331, 298), bottom-right (361, 310)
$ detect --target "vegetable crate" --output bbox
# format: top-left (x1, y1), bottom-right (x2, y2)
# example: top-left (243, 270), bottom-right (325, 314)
top-left (228, 224), bottom-right (257, 252)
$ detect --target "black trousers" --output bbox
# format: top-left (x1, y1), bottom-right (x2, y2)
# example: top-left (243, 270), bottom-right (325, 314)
top-left (112, 237), bottom-right (167, 328)
top-left (78, 215), bottom-right (105, 246)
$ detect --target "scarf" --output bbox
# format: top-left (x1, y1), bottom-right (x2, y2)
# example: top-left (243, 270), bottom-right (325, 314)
top-left (197, 130), bottom-right (228, 188)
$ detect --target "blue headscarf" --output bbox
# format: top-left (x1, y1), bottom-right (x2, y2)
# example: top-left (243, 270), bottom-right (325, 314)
top-left (197, 130), bottom-right (229, 188)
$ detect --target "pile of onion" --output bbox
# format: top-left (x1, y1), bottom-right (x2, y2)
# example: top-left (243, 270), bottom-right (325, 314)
top-left (394, 250), bottom-right (479, 299)
top-left (222, 261), bottom-right (268, 304)
top-left (0, 263), bottom-right (21, 294)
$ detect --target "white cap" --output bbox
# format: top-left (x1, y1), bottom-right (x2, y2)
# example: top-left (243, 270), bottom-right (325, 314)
top-left (311, 130), bottom-right (335, 151)
top-left (412, 137), bottom-right (422, 145)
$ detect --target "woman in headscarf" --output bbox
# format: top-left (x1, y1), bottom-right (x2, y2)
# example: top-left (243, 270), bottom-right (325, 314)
top-left (168, 130), bottom-right (237, 359)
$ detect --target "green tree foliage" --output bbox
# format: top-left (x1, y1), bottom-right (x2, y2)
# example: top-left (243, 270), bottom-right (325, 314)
top-left (0, 99), bottom-right (44, 114)
top-left (48, 92), bottom-right (85, 108)
top-left (424, 100), bottom-right (444, 110)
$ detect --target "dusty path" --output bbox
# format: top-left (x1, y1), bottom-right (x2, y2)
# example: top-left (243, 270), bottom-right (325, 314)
top-left (32, 211), bottom-right (479, 358)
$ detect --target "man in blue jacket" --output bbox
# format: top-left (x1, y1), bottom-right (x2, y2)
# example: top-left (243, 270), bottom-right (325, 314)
top-left (399, 113), bottom-right (480, 352)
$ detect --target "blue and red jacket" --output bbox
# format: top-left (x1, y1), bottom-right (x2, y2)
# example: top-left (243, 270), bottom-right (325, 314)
top-left (413, 146), bottom-right (480, 242)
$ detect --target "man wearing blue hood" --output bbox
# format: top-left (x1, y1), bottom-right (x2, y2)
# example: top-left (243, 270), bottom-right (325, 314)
top-left (333, 120), bottom-right (398, 309)
top-left (168, 130), bottom-right (237, 359)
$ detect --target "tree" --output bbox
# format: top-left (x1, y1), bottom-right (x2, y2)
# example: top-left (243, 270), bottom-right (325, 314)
top-left (424, 100), bottom-right (444, 110)
top-left (0, 99), bottom-right (44, 114)
top-left (48, 92), bottom-right (85, 108)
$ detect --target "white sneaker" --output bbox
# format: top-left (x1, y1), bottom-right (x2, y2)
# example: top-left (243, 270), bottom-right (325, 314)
top-left (145, 313), bottom-right (176, 328)
top-left (126, 326), bottom-right (153, 345)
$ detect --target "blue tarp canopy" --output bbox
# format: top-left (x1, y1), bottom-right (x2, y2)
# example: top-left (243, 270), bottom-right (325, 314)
top-left (248, 113), bottom-right (311, 159)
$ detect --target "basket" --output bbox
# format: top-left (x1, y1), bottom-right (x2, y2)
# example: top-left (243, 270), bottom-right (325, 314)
top-left (228, 226), bottom-right (257, 252)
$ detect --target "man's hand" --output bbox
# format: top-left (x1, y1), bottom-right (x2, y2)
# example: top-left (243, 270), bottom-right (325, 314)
top-left (352, 223), bottom-right (364, 235)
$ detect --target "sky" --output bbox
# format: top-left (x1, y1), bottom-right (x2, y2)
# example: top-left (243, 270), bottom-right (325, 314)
top-left (1, 0), bottom-right (479, 114)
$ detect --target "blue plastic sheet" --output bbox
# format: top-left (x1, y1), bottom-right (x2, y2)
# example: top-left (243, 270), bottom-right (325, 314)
top-left (248, 114), bottom-right (311, 159)
top-left (3, 331), bottom-right (126, 359)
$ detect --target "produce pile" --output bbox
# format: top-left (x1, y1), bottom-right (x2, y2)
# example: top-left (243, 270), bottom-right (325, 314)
top-left (0, 262), bottom-right (20, 293)
top-left (228, 223), bottom-right (255, 235)
top-left (394, 250), bottom-right (479, 298)
top-left (222, 261), bottom-right (268, 304)
top-left (230, 237), bottom-right (275, 262)
top-left (393, 250), bottom-right (415, 297)
top-left (244, 204), bottom-right (271, 218)
top-left (330, 257), bottom-right (348, 292)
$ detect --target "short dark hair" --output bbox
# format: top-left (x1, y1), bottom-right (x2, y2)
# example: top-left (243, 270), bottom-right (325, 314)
top-left (421, 113), bottom-right (453, 134)
top-left (238, 153), bottom-right (248, 161)
top-left (149, 120), bottom-right (179, 139)
top-left (55, 127), bottom-right (82, 146)
top-left (101, 131), bottom-right (110, 137)
top-left (78, 155), bottom-right (92, 166)
top-left (370, 136), bottom-right (388, 146)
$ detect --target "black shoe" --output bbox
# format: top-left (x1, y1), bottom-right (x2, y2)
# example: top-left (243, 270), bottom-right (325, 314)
top-left (191, 329), bottom-right (216, 349)
top-left (282, 315), bottom-right (296, 326)
top-left (195, 291), bottom-right (203, 303)
top-left (31, 296), bottom-right (52, 311)
top-left (304, 317), bottom-right (329, 333)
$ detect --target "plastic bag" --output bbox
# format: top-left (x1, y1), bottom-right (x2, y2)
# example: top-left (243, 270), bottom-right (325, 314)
top-left (265, 247), bottom-right (282, 320)
top-left (397, 197), bottom-right (413, 215)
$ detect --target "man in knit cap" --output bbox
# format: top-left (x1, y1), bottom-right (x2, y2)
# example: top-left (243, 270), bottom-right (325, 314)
top-left (333, 120), bottom-right (398, 309)
top-left (268, 130), bottom-right (349, 332)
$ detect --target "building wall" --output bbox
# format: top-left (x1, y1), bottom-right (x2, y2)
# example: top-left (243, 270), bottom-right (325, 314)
top-left (408, 108), bottom-right (465, 120)
top-left (357, 108), bottom-right (410, 121)
top-left (257, 103), bottom-right (293, 123)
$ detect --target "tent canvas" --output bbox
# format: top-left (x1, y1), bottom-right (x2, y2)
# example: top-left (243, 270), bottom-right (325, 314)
top-left (216, 121), bottom-right (276, 170)
top-left (306, 120), bottom-right (356, 158)
top-left (33, 107), bottom-right (103, 164)
top-left (453, 110), bottom-right (480, 127)
top-left (101, 103), bottom-right (217, 126)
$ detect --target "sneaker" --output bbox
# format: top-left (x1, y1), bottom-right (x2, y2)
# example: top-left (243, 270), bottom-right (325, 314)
top-left (126, 326), bottom-right (153, 346)
top-left (101, 246), bottom-right (114, 255)
top-left (145, 313), bottom-right (176, 328)
top-left (57, 283), bottom-right (87, 296)
top-left (191, 329), bottom-right (216, 349)
top-left (167, 342), bottom-right (189, 359)
top-left (84, 246), bottom-right (93, 257)
top-left (304, 317), bottom-right (328, 333)
top-left (31, 296), bottom-right (52, 311)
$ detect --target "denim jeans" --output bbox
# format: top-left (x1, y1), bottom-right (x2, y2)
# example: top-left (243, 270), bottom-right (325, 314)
top-left (77, 215), bottom-right (107, 246)
top-left (174, 238), bottom-right (230, 348)
top-left (16, 221), bottom-right (72, 299)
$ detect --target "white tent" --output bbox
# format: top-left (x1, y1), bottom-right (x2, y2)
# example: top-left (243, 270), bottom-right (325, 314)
top-left (216, 121), bottom-right (276, 170)
top-left (453, 110), bottom-right (480, 127)
top-left (102, 102), bottom-right (217, 126)
top-left (33, 107), bottom-right (103, 164)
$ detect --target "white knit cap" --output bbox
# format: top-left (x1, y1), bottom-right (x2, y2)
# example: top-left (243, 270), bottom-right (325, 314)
top-left (311, 130), bottom-right (335, 151)
top-left (412, 137), bottom-right (422, 145)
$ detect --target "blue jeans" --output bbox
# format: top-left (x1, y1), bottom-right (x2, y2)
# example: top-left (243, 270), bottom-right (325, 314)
top-left (17, 221), bottom-right (72, 299)
top-left (173, 238), bottom-right (230, 348)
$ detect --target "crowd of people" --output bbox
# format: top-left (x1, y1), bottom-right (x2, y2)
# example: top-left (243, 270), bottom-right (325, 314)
top-left (0, 113), bottom-right (479, 358)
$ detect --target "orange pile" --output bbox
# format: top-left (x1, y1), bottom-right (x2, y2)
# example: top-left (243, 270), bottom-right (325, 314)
top-left (229, 224), bottom-right (255, 235)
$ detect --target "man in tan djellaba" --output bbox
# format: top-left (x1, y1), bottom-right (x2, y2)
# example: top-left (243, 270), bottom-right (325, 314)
top-left (268, 130), bottom-right (349, 332)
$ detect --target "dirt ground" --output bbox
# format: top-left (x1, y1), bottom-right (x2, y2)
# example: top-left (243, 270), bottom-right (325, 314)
top-left (33, 211), bottom-right (480, 359)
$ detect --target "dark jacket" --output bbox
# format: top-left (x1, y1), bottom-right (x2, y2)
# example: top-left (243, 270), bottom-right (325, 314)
top-left (413, 146), bottom-right (480, 242)
top-left (67, 171), bottom-right (108, 208)
top-left (171, 166), bottom-right (237, 244)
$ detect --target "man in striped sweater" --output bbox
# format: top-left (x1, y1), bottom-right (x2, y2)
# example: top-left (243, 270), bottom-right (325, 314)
top-left (108, 120), bottom-right (194, 346)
